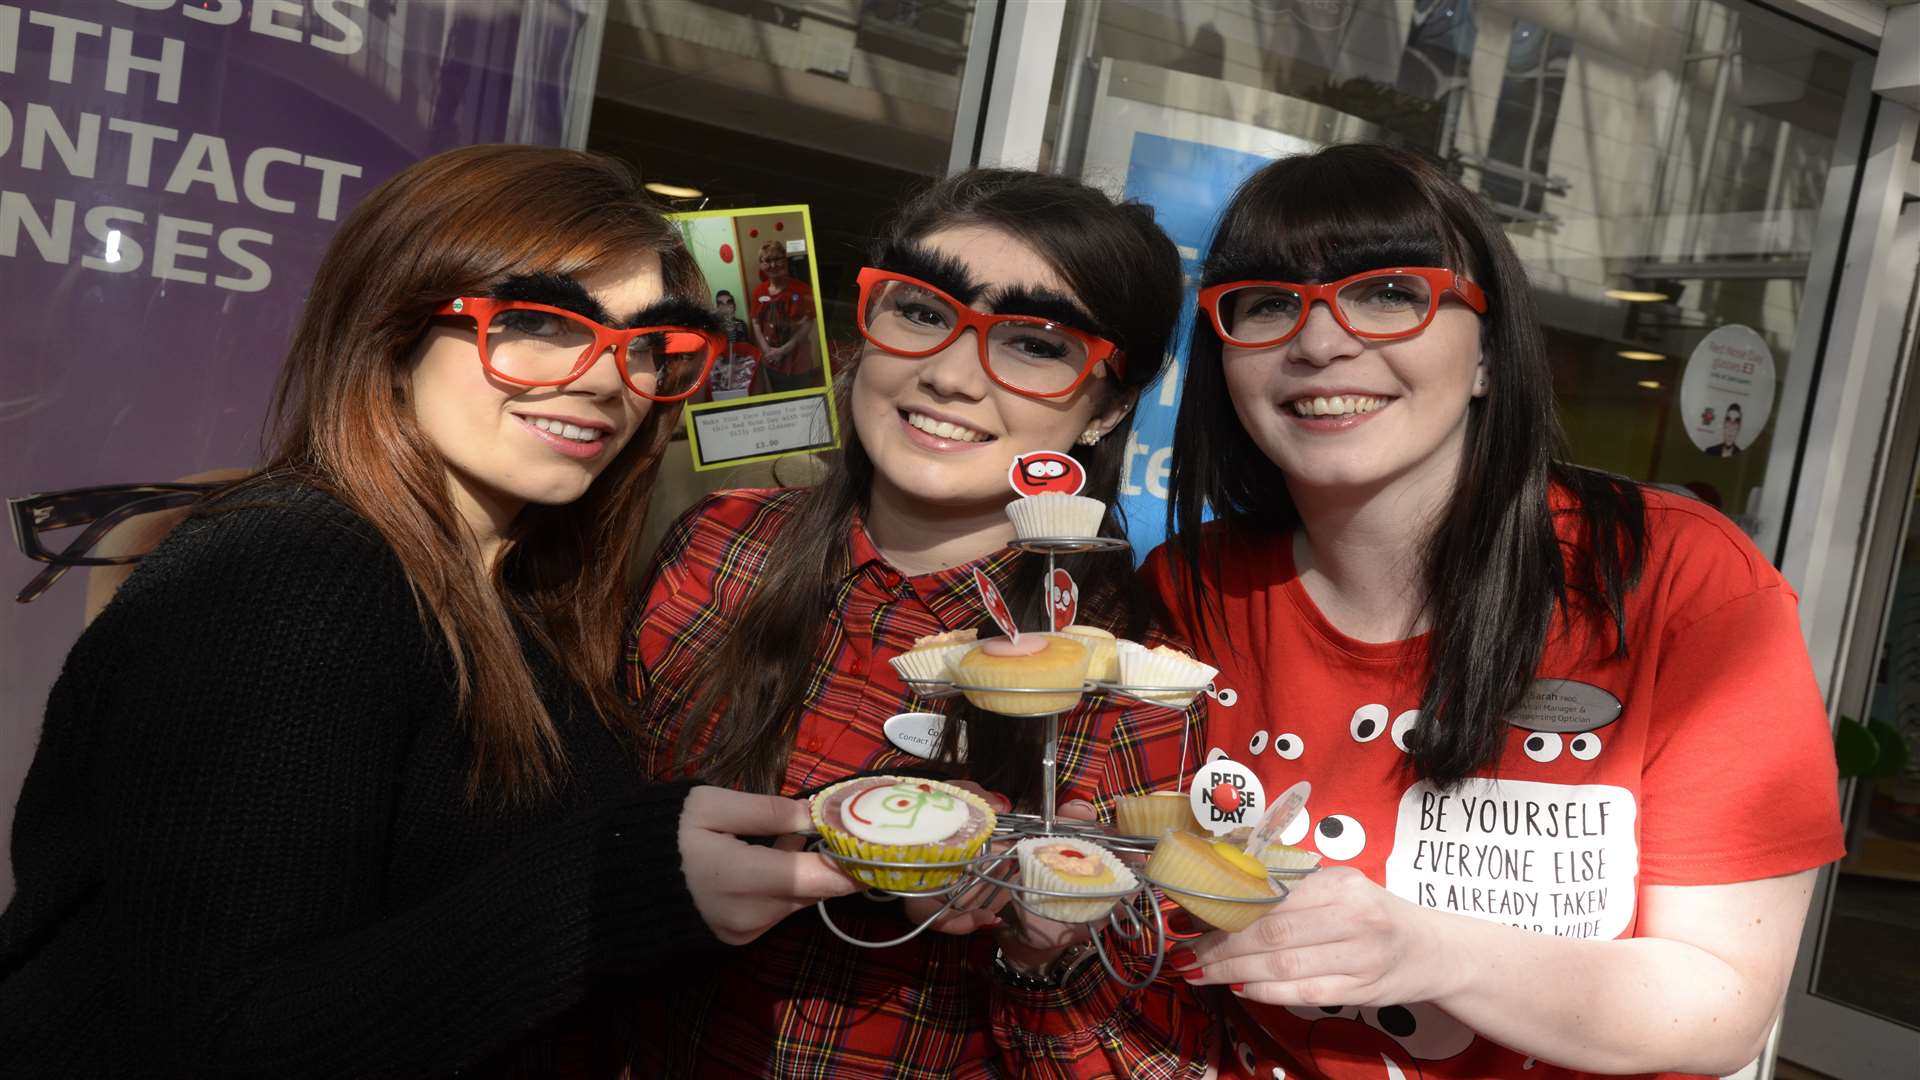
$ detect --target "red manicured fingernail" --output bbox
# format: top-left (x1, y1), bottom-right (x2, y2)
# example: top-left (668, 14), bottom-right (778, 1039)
top-left (1167, 946), bottom-right (1197, 969)
top-left (1180, 967), bottom-right (1206, 982)
top-left (1230, 983), bottom-right (1246, 993)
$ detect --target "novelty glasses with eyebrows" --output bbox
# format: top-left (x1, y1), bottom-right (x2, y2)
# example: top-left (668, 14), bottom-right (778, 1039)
top-left (9, 482), bottom-right (220, 603)
top-left (854, 268), bottom-right (1123, 399)
top-left (432, 297), bottom-right (724, 403)
top-left (1198, 267), bottom-right (1488, 348)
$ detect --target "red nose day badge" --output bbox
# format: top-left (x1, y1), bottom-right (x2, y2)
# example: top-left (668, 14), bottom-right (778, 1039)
top-left (1189, 758), bottom-right (1265, 835)
top-left (1008, 451), bottom-right (1086, 497)
top-left (1048, 568), bottom-right (1079, 631)
top-left (972, 569), bottom-right (1020, 643)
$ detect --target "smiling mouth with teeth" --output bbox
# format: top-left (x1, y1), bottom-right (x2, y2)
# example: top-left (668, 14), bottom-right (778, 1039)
top-left (1289, 394), bottom-right (1390, 418)
top-left (525, 416), bottom-right (605, 443)
top-left (904, 410), bottom-right (992, 443)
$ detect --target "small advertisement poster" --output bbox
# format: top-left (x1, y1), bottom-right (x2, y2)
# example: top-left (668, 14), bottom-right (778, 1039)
top-left (668, 204), bottom-right (838, 470)
top-left (1678, 324), bottom-right (1775, 458)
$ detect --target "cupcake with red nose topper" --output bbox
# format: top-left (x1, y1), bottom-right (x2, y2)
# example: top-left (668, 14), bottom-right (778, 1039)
top-left (812, 776), bottom-right (997, 891)
top-left (1004, 451), bottom-right (1106, 539)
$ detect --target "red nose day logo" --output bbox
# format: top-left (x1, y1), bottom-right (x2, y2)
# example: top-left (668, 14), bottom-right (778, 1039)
top-left (1048, 568), bottom-right (1078, 631)
top-left (972, 569), bottom-right (1020, 642)
top-left (1009, 451), bottom-right (1086, 497)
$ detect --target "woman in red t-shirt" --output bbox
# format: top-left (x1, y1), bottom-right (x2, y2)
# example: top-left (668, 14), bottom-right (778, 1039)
top-left (1143, 144), bottom-right (1843, 1079)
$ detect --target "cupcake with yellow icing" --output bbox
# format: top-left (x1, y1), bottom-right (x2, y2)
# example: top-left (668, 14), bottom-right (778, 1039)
top-left (950, 634), bottom-right (1090, 716)
top-left (1145, 831), bottom-right (1278, 932)
top-left (1012, 837), bottom-right (1137, 923)
top-left (812, 776), bottom-right (996, 891)
top-left (1060, 625), bottom-right (1119, 681)
top-left (1113, 791), bottom-right (1199, 839)
top-left (1258, 843), bottom-right (1323, 876)
top-left (889, 628), bottom-right (978, 684)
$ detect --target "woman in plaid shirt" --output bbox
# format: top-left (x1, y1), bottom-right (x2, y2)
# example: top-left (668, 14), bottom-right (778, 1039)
top-left (625, 170), bottom-right (1214, 1078)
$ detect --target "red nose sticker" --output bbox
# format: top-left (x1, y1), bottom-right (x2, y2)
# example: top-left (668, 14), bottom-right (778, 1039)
top-left (1212, 783), bottom-right (1242, 814)
top-left (1009, 451), bottom-right (1086, 497)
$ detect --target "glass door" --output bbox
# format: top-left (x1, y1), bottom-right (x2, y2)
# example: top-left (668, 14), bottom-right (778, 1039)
top-left (1780, 187), bottom-right (1920, 1077)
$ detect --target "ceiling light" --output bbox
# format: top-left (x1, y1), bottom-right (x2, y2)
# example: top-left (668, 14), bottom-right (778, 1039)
top-left (1617, 349), bottom-right (1665, 361)
top-left (1637, 380), bottom-right (1661, 389)
top-left (1605, 288), bottom-right (1670, 303)
top-left (645, 182), bottom-right (704, 199)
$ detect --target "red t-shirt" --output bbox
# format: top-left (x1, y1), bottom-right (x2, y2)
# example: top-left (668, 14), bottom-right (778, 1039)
top-left (1141, 487), bottom-right (1844, 1080)
top-left (752, 277), bottom-right (815, 374)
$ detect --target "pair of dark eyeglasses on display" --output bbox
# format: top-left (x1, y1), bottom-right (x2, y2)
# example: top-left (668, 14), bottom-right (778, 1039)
top-left (8, 483), bottom-right (221, 603)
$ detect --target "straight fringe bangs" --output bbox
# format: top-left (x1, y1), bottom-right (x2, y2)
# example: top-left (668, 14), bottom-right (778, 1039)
top-left (1165, 144), bottom-right (1644, 788)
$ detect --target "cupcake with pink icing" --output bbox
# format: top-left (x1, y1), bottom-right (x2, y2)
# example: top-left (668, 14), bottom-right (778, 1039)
top-left (949, 633), bottom-right (1090, 715)
top-left (811, 776), bottom-right (997, 891)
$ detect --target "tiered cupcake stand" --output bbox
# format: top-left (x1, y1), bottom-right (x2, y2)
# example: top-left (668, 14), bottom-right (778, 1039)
top-left (811, 535), bottom-right (1316, 988)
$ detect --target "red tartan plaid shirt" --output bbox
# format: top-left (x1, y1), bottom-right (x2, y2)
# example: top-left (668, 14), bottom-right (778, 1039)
top-left (624, 488), bottom-right (1213, 1079)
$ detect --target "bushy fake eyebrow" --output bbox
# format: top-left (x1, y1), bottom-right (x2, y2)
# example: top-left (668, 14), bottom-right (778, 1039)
top-left (629, 296), bottom-right (723, 333)
top-left (488, 272), bottom-right (611, 325)
top-left (985, 284), bottom-right (1101, 337)
top-left (874, 242), bottom-right (982, 303)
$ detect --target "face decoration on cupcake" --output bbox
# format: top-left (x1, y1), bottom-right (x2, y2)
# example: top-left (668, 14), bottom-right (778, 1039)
top-left (1009, 450), bottom-right (1086, 497)
top-left (842, 780), bottom-right (972, 845)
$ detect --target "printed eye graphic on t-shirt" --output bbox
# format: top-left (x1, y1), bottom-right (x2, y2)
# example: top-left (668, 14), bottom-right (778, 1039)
top-left (1225, 1001), bottom-right (1475, 1079)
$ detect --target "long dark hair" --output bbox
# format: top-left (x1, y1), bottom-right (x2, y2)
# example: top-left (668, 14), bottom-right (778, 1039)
top-left (663, 169), bottom-right (1184, 805)
top-left (242, 145), bottom-right (704, 804)
top-left (1165, 143), bottom-right (1645, 788)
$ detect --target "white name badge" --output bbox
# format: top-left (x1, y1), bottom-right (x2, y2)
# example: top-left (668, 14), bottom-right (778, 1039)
top-left (884, 712), bottom-right (964, 759)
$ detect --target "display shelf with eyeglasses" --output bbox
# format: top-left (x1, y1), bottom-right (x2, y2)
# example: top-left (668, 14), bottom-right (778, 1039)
top-left (808, 457), bottom-right (1311, 985)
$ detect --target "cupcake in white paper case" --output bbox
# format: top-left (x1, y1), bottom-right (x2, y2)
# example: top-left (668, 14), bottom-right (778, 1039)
top-left (1005, 493), bottom-right (1107, 540)
top-left (888, 629), bottom-right (978, 684)
top-left (1116, 640), bottom-right (1218, 705)
top-left (1012, 837), bottom-right (1138, 923)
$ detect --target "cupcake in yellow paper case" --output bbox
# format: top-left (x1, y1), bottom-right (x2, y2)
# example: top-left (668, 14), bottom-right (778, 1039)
top-left (1113, 791), bottom-right (1200, 839)
top-left (1012, 837), bottom-right (1137, 923)
top-left (1145, 831), bottom-right (1278, 932)
top-left (811, 776), bottom-right (996, 891)
top-left (950, 633), bottom-right (1090, 715)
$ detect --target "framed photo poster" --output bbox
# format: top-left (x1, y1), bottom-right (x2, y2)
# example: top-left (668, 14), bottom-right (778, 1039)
top-left (668, 205), bottom-right (839, 470)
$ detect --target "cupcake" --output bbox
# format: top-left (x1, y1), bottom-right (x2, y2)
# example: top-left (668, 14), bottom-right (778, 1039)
top-left (812, 776), bottom-right (997, 891)
top-left (889, 628), bottom-right (979, 684)
top-left (1145, 831), bottom-right (1278, 932)
top-left (1116, 640), bottom-right (1219, 705)
top-left (950, 634), bottom-right (1090, 716)
top-left (1005, 493), bottom-right (1106, 540)
top-left (1113, 791), bottom-right (1199, 839)
top-left (1013, 837), bottom-right (1138, 923)
top-left (1060, 625), bottom-right (1119, 681)
top-left (1258, 843), bottom-right (1322, 876)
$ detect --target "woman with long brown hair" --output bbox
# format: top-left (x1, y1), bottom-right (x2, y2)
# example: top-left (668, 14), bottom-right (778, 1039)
top-left (0, 145), bottom-right (857, 1077)
top-left (626, 169), bottom-right (1212, 1076)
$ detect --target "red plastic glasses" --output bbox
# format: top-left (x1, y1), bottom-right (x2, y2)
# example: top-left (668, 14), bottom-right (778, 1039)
top-left (1198, 267), bottom-right (1488, 349)
top-left (433, 297), bottom-right (723, 402)
top-left (854, 268), bottom-right (1122, 398)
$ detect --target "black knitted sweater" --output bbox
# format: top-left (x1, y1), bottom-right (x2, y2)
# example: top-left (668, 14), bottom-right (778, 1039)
top-left (0, 483), bottom-right (716, 1077)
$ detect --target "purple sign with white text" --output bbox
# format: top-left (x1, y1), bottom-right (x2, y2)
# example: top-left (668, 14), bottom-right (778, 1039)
top-left (0, 0), bottom-right (603, 898)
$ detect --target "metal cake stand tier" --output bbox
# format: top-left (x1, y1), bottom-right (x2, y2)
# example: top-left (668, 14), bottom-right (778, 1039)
top-left (811, 838), bottom-right (1317, 989)
top-left (810, 524), bottom-right (1307, 986)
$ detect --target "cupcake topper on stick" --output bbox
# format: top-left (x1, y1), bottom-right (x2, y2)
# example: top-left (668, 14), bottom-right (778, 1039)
top-left (972, 569), bottom-right (1020, 643)
top-left (1048, 568), bottom-right (1079, 631)
top-left (1242, 780), bottom-right (1310, 863)
top-left (1009, 451), bottom-right (1086, 497)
